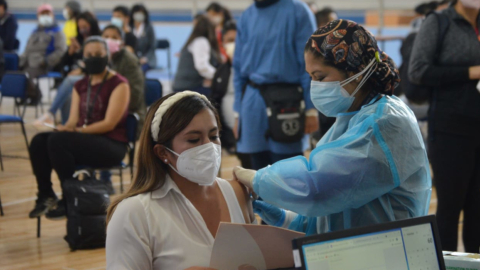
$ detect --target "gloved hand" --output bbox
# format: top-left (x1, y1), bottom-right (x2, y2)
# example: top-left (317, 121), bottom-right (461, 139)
top-left (252, 200), bottom-right (286, 227)
top-left (233, 166), bottom-right (256, 189)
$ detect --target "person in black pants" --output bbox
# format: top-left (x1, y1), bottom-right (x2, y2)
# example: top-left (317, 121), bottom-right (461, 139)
top-left (28, 36), bottom-right (131, 220)
top-left (409, 0), bottom-right (480, 252)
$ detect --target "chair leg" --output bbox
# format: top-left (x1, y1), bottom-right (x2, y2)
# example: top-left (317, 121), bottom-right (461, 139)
top-left (20, 122), bottom-right (29, 149)
top-left (0, 193), bottom-right (4, 216)
top-left (119, 168), bottom-right (124, 193)
top-left (37, 216), bottom-right (41, 238)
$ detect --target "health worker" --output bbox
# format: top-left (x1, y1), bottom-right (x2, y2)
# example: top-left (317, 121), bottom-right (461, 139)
top-left (234, 20), bottom-right (432, 235)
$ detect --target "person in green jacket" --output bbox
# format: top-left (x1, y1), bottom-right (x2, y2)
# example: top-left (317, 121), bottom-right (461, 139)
top-left (103, 25), bottom-right (146, 134)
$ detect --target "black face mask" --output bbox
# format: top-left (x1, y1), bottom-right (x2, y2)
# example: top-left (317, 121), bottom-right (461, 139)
top-left (84, 56), bottom-right (109, 75)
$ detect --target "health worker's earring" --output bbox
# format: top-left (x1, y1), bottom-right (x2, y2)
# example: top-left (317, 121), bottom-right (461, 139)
top-left (164, 159), bottom-right (168, 164)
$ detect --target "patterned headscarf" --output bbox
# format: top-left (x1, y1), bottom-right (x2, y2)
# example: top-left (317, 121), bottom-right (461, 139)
top-left (307, 19), bottom-right (400, 94)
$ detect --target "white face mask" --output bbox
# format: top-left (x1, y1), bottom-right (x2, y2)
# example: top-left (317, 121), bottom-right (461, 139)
top-left (224, 42), bottom-right (235, 60)
top-left (167, 143), bottom-right (222, 186)
top-left (133, 12), bottom-right (145, 23)
top-left (460, 0), bottom-right (480, 9)
top-left (63, 9), bottom-right (70, 20)
top-left (310, 58), bottom-right (377, 117)
top-left (38, 15), bottom-right (54, 27)
top-left (111, 17), bottom-right (124, 28)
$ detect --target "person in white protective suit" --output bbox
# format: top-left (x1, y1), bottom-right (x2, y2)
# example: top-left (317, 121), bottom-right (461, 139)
top-left (234, 19), bottom-right (432, 235)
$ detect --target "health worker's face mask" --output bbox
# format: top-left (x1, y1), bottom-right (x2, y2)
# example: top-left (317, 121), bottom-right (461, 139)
top-left (167, 142), bottom-right (222, 186)
top-left (310, 58), bottom-right (377, 117)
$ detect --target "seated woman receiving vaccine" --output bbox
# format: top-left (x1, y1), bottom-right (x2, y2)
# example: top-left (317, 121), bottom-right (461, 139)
top-left (106, 92), bottom-right (255, 270)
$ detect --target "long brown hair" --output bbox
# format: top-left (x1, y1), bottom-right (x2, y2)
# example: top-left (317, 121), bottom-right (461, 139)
top-left (106, 93), bottom-right (221, 224)
top-left (183, 14), bottom-right (221, 62)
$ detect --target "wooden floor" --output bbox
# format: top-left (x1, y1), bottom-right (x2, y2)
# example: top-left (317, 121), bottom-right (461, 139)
top-left (0, 98), bottom-right (461, 270)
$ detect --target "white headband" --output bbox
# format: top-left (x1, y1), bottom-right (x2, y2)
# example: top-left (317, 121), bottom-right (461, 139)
top-left (151, 91), bottom-right (211, 142)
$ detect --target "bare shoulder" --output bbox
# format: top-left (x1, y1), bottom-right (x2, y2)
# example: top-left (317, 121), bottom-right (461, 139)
top-left (224, 179), bottom-right (254, 224)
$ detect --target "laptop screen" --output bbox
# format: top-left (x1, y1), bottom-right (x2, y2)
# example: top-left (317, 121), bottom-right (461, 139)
top-left (302, 223), bottom-right (440, 270)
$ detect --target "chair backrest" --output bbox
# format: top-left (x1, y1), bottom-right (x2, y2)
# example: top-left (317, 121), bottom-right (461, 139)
top-left (126, 113), bottom-right (139, 143)
top-left (156, 39), bottom-right (170, 50)
top-left (1, 72), bottom-right (28, 98)
top-left (144, 79), bottom-right (163, 107)
top-left (4, 53), bottom-right (19, 71)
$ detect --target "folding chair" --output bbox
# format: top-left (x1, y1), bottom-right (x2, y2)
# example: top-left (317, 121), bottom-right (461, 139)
top-left (0, 72), bottom-right (29, 118)
top-left (156, 39), bottom-right (172, 79)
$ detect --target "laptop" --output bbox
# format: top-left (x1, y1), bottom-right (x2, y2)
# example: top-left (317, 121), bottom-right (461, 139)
top-left (292, 215), bottom-right (446, 270)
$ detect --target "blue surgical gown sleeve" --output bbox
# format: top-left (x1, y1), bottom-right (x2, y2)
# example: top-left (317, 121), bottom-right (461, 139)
top-left (233, 15), bottom-right (247, 113)
top-left (294, 1), bottom-right (316, 110)
top-left (253, 107), bottom-right (411, 217)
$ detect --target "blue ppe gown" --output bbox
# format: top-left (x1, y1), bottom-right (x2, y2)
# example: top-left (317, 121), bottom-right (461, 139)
top-left (252, 95), bottom-right (432, 235)
top-left (233, 0), bottom-right (316, 154)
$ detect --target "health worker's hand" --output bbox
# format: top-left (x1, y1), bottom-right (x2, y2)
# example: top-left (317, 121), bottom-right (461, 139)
top-left (233, 166), bottom-right (256, 189)
top-left (252, 200), bottom-right (286, 227)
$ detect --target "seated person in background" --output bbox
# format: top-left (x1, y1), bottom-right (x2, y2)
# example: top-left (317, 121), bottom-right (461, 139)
top-left (102, 25), bottom-right (146, 134)
top-left (99, 25), bottom-right (146, 189)
top-left (33, 11), bottom-right (101, 126)
top-left (62, 0), bottom-right (82, 46)
top-left (28, 36), bottom-right (130, 220)
top-left (106, 92), bottom-right (255, 269)
top-left (111, 5), bottom-right (137, 53)
top-left (0, 0), bottom-right (18, 52)
top-left (20, 4), bottom-right (66, 104)
top-left (130, 4), bottom-right (157, 73)
top-left (173, 15), bottom-right (221, 97)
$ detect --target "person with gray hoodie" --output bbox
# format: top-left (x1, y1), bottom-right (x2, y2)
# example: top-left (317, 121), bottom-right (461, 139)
top-left (20, 4), bottom-right (66, 104)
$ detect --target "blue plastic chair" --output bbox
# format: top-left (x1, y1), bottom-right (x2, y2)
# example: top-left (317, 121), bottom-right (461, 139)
top-left (4, 53), bottom-right (19, 71)
top-left (0, 114), bottom-right (30, 217)
top-left (0, 73), bottom-right (29, 118)
top-left (145, 79), bottom-right (163, 107)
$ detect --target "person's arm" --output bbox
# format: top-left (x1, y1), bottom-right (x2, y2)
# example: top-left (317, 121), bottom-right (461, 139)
top-left (46, 31), bottom-right (67, 68)
top-left (233, 15), bottom-right (248, 115)
top-left (63, 88), bottom-right (81, 129)
top-left (409, 15), bottom-right (470, 86)
top-left (4, 16), bottom-right (18, 51)
top-left (119, 51), bottom-right (145, 112)
top-left (227, 180), bottom-right (255, 224)
top-left (106, 197), bottom-right (153, 270)
top-left (295, 1), bottom-right (316, 112)
top-left (78, 82), bottom-right (130, 134)
top-left (251, 114), bottom-right (410, 218)
top-left (189, 37), bottom-right (216, 80)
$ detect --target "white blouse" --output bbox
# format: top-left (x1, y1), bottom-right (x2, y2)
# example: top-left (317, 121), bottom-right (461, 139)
top-left (106, 175), bottom-right (247, 270)
top-left (188, 37), bottom-right (216, 80)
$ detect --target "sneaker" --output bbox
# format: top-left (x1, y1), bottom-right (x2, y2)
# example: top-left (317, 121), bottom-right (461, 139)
top-left (33, 112), bottom-right (55, 129)
top-left (28, 195), bottom-right (58, 218)
top-left (45, 199), bottom-right (66, 220)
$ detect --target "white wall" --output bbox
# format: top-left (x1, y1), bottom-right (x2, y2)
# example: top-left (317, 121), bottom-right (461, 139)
top-left (9, 0), bottom-right (428, 12)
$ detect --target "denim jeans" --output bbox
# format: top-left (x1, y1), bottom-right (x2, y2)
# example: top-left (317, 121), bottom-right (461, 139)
top-left (49, 75), bottom-right (83, 123)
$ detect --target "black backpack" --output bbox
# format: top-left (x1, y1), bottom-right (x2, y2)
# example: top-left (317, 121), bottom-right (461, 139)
top-left (62, 173), bottom-right (110, 251)
top-left (400, 12), bottom-right (450, 104)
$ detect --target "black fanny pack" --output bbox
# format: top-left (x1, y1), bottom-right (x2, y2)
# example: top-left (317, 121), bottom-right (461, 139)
top-left (249, 81), bottom-right (306, 143)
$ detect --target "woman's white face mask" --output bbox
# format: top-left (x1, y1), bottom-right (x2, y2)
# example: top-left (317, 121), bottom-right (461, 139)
top-left (167, 142), bottom-right (221, 186)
